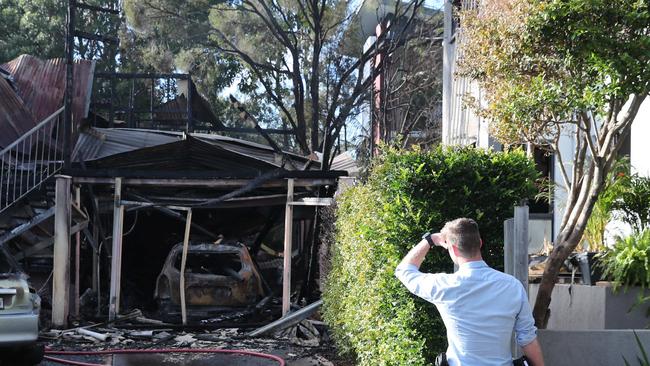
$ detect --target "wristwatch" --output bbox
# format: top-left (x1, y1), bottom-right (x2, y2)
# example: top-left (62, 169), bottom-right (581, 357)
top-left (422, 232), bottom-right (435, 248)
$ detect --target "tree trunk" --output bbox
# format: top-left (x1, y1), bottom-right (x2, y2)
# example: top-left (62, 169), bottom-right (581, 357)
top-left (532, 161), bottom-right (604, 327)
top-left (531, 233), bottom-right (579, 328)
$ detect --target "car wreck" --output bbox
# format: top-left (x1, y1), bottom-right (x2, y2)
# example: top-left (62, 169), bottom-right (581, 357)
top-left (0, 251), bottom-right (43, 365)
top-left (154, 241), bottom-right (265, 316)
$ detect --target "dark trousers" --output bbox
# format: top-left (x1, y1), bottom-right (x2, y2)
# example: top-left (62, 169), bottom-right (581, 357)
top-left (434, 353), bottom-right (529, 366)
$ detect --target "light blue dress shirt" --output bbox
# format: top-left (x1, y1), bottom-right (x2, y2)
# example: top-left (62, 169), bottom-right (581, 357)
top-left (395, 260), bottom-right (537, 366)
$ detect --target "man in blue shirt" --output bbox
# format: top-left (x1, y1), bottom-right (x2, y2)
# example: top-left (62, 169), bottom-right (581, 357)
top-left (395, 218), bottom-right (544, 366)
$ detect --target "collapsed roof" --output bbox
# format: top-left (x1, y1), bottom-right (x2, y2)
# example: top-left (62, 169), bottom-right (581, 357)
top-left (72, 127), bottom-right (320, 177)
top-left (0, 54), bottom-right (95, 149)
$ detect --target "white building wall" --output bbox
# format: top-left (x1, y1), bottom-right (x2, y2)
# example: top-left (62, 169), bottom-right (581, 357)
top-left (631, 99), bottom-right (650, 177)
top-left (442, 0), bottom-right (490, 148)
top-left (552, 125), bottom-right (578, 240)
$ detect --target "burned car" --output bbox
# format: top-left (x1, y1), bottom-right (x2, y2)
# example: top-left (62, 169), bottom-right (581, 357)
top-left (154, 241), bottom-right (264, 315)
top-left (0, 250), bottom-right (43, 365)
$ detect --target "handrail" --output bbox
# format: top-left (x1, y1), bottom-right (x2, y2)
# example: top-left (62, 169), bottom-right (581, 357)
top-left (0, 107), bottom-right (65, 214)
top-left (0, 107), bottom-right (65, 156)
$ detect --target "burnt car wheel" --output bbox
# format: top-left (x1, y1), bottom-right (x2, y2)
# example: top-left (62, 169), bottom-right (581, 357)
top-left (156, 299), bottom-right (180, 323)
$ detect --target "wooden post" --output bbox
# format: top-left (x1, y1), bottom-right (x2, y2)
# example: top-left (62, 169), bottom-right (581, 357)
top-left (282, 178), bottom-right (294, 316)
top-left (92, 198), bottom-right (100, 317)
top-left (186, 77), bottom-right (193, 132)
top-left (63, 0), bottom-right (75, 168)
top-left (108, 178), bottom-right (124, 321)
top-left (513, 205), bottom-right (530, 290)
top-left (92, 201), bottom-right (99, 293)
top-left (74, 186), bottom-right (81, 317)
top-left (53, 175), bottom-right (72, 328)
top-left (179, 209), bottom-right (192, 325)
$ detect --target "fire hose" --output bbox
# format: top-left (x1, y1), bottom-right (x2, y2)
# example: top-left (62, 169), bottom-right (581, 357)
top-left (44, 347), bottom-right (286, 366)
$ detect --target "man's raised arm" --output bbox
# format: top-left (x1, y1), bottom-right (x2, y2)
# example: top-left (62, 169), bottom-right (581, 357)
top-left (394, 233), bottom-right (447, 299)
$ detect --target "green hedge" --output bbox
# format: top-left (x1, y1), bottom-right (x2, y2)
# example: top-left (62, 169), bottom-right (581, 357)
top-left (322, 147), bottom-right (538, 365)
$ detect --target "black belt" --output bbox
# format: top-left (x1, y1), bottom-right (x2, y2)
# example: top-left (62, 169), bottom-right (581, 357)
top-left (435, 353), bottom-right (530, 366)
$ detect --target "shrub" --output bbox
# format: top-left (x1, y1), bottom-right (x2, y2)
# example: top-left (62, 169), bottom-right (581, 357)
top-left (583, 160), bottom-right (629, 251)
top-left (323, 146), bottom-right (538, 365)
top-left (599, 229), bottom-right (650, 291)
top-left (613, 175), bottom-right (650, 232)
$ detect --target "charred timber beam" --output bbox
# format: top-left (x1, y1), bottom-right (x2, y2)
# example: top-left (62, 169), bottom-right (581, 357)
top-left (65, 169), bottom-right (346, 179)
top-left (64, 0), bottom-right (75, 168)
top-left (0, 207), bottom-right (55, 245)
top-left (229, 95), bottom-right (286, 159)
top-left (129, 192), bottom-right (307, 206)
top-left (14, 219), bottom-right (87, 260)
top-left (126, 193), bottom-right (218, 239)
top-left (94, 72), bottom-right (189, 79)
top-left (72, 177), bottom-right (337, 188)
top-left (221, 127), bottom-right (295, 135)
top-left (74, 31), bottom-right (119, 44)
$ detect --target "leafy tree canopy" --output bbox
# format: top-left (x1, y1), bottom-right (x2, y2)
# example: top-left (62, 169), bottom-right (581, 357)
top-left (457, 0), bottom-right (649, 328)
top-left (126, 0), bottom-right (427, 161)
top-left (0, 0), bottom-right (66, 62)
top-left (459, 0), bottom-right (649, 146)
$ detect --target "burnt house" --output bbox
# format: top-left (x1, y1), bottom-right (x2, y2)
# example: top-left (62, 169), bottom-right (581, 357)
top-left (1, 53), bottom-right (345, 328)
top-left (0, 56), bottom-right (345, 326)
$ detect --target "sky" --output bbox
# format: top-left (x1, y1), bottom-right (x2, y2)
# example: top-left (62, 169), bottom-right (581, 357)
top-left (425, 0), bottom-right (444, 9)
top-left (351, 0), bottom-right (445, 10)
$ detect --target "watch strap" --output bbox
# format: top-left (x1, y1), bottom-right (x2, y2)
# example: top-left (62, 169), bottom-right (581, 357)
top-left (422, 233), bottom-right (435, 248)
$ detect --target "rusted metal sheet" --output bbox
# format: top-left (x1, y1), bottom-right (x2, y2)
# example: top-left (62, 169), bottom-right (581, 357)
top-left (0, 54), bottom-right (95, 149)
top-left (0, 77), bottom-right (36, 149)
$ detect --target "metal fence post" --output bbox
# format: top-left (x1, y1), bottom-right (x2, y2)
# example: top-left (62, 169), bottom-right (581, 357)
top-left (504, 218), bottom-right (514, 275)
top-left (514, 205), bottom-right (530, 291)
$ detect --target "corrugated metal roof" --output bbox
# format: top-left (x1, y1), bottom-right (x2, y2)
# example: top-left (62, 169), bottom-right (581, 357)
top-left (331, 151), bottom-right (360, 176)
top-left (73, 128), bottom-right (180, 161)
top-left (0, 54), bottom-right (95, 149)
top-left (84, 137), bottom-right (275, 176)
top-left (73, 128), bottom-right (317, 171)
top-left (0, 77), bottom-right (36, 149)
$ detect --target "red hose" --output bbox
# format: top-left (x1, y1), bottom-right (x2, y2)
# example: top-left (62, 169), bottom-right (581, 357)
top-left (44, 347), bottom-right (286, 366)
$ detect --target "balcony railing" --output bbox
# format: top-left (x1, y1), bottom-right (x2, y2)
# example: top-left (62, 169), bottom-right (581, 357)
top-left (0, 107), bottom-right (64, 214)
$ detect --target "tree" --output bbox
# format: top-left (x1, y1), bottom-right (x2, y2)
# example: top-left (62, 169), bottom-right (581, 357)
top-left (123, 0), bottom-right (241, 108)
top-left (126, 0), bottom-right (428, 166)
top-left (0, 0), bottom-right (66, 62)
top-left (0, 0), bottom-right (122, 68)
top-left (457, 0), bottom-right (649, 327)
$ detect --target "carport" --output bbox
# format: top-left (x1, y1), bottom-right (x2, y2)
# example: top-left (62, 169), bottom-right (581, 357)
top-left (50, 128), bottom-right (343, 327)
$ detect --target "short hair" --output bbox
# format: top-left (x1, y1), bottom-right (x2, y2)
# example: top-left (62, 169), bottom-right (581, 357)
top-left (441, 218), bottom-right (481, 258)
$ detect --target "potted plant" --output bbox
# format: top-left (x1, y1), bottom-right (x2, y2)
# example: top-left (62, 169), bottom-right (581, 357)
top-left (598, 229), bottom-right (650, 294)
